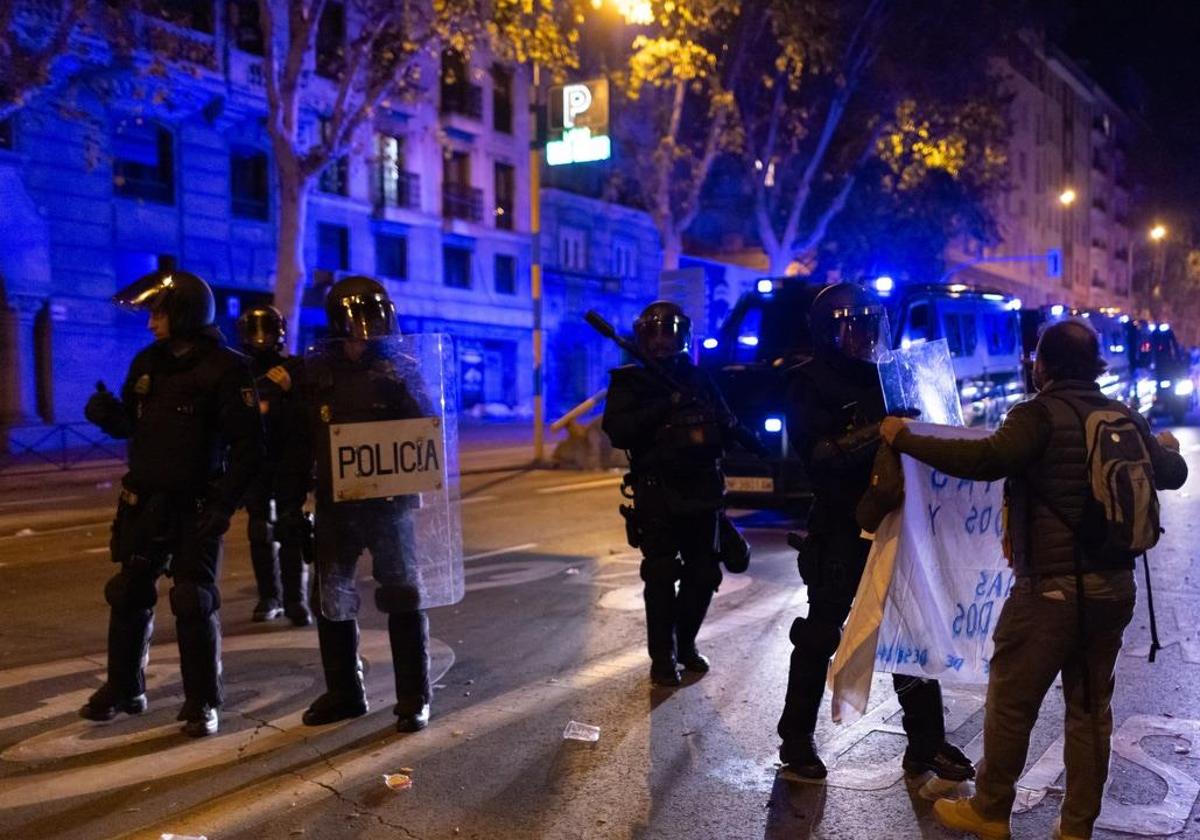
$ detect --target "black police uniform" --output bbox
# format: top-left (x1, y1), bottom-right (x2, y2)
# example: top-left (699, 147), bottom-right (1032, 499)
top-left (290, 341), bottom-right (432, 726)
top-left (86, 328), bottom-right (261, 724)
top-left (603, 358), bottom-right (729, 680)
top-left (243, 349), bottom-right (311, 623)
top-left (777, 349), bottom-right (951, 771)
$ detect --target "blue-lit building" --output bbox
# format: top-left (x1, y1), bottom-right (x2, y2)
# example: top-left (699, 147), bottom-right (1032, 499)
top-left (0, 3), bottom-right (760, 439)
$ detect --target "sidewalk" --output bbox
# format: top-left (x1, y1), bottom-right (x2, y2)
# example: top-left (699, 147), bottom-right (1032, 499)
top-left (0, 419), bottom-right (565, 493)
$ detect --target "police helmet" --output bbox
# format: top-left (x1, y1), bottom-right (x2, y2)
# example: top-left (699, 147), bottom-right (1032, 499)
top-left (325, 275), bottom-right (398, 339)
top-left (634, 300), bottom-right (691, 360)
top-left (809, 282), bottom-right (890, 362)
top-left (113, 268), bottom-right (216, 337)
top-left (237, 304), bottom-right (286, 352)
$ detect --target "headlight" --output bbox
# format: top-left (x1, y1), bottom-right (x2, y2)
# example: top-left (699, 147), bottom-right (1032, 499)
top-left (1175, 380), bottom-right (1194, 397)
top-left (763, 416), bottom-right (783, 433)
top-left (1160, 380), bottom-right (1172, 389)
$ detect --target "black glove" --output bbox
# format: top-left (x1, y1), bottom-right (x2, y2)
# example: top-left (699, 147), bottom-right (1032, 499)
top-left (888, 407), bottom-right (922, 419)
top-left (195, 505), bottom-right (233, 540)
top-left (85, 382), bottom-right (122, 428)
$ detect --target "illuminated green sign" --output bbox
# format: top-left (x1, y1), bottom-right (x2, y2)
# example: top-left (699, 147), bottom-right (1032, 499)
top-left (546, 80), bottom-right (611, 166)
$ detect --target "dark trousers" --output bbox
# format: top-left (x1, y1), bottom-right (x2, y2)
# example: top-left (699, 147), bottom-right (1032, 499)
top-left (971, 571), bottom-right (1135, 837)
top-left (313, 504), bottom-right (430, 710)
top-left (246, 494), bottom-right (307, 607)
top-left (777, 529), bottom-right (945, 752)
top-left (638, 509), bottom-right (723, 666)
top-left (104, 494), bottom-right (224, 708)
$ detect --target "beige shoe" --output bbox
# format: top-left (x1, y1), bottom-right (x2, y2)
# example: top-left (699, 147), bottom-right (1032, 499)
top-left (1051, 816), bottom-right (1088, 840)
top-left (932, 797), bottom-right (1012, 840)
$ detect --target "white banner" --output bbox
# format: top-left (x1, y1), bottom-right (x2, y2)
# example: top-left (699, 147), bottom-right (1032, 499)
top-left (328, 417), bottom-right (446, 502)
top-left (830, 422), bottom-right (1015, 724)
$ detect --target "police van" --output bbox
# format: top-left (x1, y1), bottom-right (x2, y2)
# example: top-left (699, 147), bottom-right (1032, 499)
top-left (1144, 321), bottom-right (1196, 423)
top-left (701, 279), bottom-right (1027, 511)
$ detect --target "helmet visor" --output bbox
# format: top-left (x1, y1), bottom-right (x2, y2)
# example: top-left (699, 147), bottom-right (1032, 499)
top-left (113, 271), bottom-right (175, 313)
top-left (239, 311), bottom-right (284, 349)
top-left (331, 293), bottom-right (398, 339)
top-left (635, 314), bottom-right (692, 358)
top-left (831, 305), bottom-right (891, 362)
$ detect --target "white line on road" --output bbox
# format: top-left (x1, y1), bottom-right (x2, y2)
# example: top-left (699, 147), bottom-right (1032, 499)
top-left (0, 494), bottom-right (88, 509)
top-left (464, 542), bottom-right (538, 562)
top-left (458, 494), bottom-right (498, 505)
top-left (84, 547), bottom-right (108, 555)
top-left (0, 521), bottom-right (108, 542)
top-left (534, 476), bottom-right (624, 494)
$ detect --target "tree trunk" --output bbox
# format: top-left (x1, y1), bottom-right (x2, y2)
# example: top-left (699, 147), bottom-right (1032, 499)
top-left (273, 168), bottom-right (309, 354)
top-left (661, 229), bottom-right (682, 272)
top-left (766, 246), bottom-right (792, 278)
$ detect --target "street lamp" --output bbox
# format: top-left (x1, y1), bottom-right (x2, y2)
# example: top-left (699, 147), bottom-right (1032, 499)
top-left (1150, 223), bottom-right (1167, 242)
top-left (1058, 188), bottom-right (1076, 207)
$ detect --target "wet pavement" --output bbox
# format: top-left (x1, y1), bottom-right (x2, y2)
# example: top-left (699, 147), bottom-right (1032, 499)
top-left (1, 426), bottom-right (1200, 838)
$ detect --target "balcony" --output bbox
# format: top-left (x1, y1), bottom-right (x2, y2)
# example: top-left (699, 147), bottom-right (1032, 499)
top-left (441, 83), bottom-right (484, 120)
top-left (374, 168), bottom-right (420, 211)
top-left (443, 183), bottom-right (483, 221)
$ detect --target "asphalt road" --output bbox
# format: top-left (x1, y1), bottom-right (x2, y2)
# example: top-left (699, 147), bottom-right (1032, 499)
top-left (2, 429), bottom-right (1200, 839)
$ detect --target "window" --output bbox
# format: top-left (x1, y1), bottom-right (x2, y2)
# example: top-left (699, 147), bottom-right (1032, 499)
top-left (492, 65), bottom-right (513, 133)
top-left (444, 244), bottom-right (472, 288)
top-left (230, 147), bottom-right (269, 220)
top-left (942, 312), bottom-right (978, 358)
top-left (495, 254), bottom-right (516, 295)
top-left (376, 233), bottom-right (408, 280)
top-left (613, 240), bottom-right (637, 279)
top-left (228, 0), bottom-right (262, 53)
top-left (317, 118), bottom-right (348, 195)
top-left (494, 162), bottom-right (514, 230)
top-left (375, 134), bottom-right (418, 208)
top-left (154, 0), bottom-right (214, 32)
top-left (316, 2), bottom-right (345, 79)
top-left (558, 226), bottom-right (587, 271)
top-left (443, 151), bottom-right (481, 220)
top-left (113, 120), bottom-right (174, 204)
top-left (905, 302), bottom-right (931, 343)
top-left (441, 50), bottom-right (482, 118)
top-left (317, 223), bottom-right (349, 271)
top-left (983, 312), bottom-right (1017, 356)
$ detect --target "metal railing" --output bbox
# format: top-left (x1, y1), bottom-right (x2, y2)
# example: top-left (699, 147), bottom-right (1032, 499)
top-left (443, 183), bottom-right (483, 221)
top-left (374, 167), bottom-right (420, 210)
top-left (0, 423), bottom-right (125, 475)
top-left (441, 83), bottom-right (483, 119)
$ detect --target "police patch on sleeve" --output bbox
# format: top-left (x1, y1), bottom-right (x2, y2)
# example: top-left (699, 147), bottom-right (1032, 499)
top-left (241, 387), bottom-right (256, 408)
top-left (320, 404), bottom-right (332, 423)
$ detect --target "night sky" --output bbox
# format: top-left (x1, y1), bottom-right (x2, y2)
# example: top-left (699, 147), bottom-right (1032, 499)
top-left (1049, 1), bottom-right (1200, 228)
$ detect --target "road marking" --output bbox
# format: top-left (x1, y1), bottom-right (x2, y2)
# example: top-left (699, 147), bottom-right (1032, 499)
top-left (464, 542), bottom-right (538, 562)
top-left (0, 521), bottom-right (108, 542)
top-left (534, 476), bottom-right (624, 494)
top-left (0, 494), bottom-right (87, 509)
top-left (84, 547), bottom-right (108, 555)
top-left (124, 586), bottom-right (806, 839)
top-left (458, 494), bottom-right (497, 505)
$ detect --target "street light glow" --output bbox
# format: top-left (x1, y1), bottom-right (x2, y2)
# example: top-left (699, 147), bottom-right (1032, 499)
top-left (1058, 188), bottom-right (1076, 206)
top-left (1150, 224), bottom-right (1167, 242)
top-left (595, 0), bottom-right (654, 24)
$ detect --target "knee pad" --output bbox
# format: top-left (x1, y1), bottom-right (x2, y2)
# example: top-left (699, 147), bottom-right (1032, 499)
top-left (375, 584), bottom-right (421, 614)
top-left (169, 581), bottom-right (221, 619)
top-left (247, 515), bottom-right (274, 545)
top-left (789, 616), bottom-right (842, 660)
top-left (105, 571), bottom-right (158, 611)
top-left (639, 554), bottom-right (681, 586)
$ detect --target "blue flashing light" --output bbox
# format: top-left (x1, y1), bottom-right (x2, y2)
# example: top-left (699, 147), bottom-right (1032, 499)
top-left (702, 337), bottom-right (718, 350)
top-left (1050, 304), bottom-right (1065, 317)
top-left (1119, 315), bottom-right (1130, 324)
top-left (982, 293), bottom-right (1004, 302)
top-left (763, 416), bottom-right (783, 433)
top-left (873, 275), bottom-right (895, 294)
top-left (737, 335), bottom-right (759, 347)
top-left (1007, 298), bottom-right (1022, 311)
top-left (1160, 323), bottom-right (1171, 333)
top-left (757, 279), bottom-right (775, 294)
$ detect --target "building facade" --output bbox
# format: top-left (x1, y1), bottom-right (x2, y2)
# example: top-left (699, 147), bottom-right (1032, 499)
top-left (948, 36), bottom-right (1137, 312)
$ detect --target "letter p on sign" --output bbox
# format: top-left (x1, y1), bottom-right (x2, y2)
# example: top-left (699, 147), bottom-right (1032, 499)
top-left (563, 84), bottom-right (592, 128)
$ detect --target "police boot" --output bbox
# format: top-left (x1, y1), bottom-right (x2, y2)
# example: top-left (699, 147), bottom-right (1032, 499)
top-left (780, 734), bottom-right (827, 780)
top-left (675, 570), bottom-right (717, 674)
top-left (894, 676), bottom-right (974, 780)
top-left (304, 614), bottom-right (368, 725)
top-left (171, 582), bottom-right (223, 735)
top-left (81, 607), bottom-right (154, 721)
top-left (280, 547), bottom-right (311, 627)
top-left (388, 612), bottom-right (431, 733)
top-left (902, 741), bottom-right (975, 782)
top-left (250, 535), bottom-right (283, 621)
top-left (644, 577), bottom-right (680, 686)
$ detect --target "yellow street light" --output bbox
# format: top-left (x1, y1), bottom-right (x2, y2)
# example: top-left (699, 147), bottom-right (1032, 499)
top-left (591, 0), bottom-right (654, 24)
top-left (1058, 188), bottom-right (1076, 206)
top-left (1150, 223), bottom-right (1167, 242)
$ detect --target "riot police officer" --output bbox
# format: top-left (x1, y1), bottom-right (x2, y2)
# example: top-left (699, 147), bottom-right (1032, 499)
top-left (776, 282), bottom-right (974, 780)
top-left (289, 276), bottom-right (433, 732)
top-left (80, 269), bottom-right (262, 737)
top-left (236, 305), bottom-right (312, 626)
top-left (602, 301), bottom-right (732, 687)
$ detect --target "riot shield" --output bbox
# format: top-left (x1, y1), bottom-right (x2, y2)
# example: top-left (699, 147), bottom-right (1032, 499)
top-left (307, 333), bottom-right (463, 620)
top-left (877, 339), bottom-right (964, 427)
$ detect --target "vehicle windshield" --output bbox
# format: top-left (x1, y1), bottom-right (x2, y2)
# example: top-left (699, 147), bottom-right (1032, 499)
top-left (709, 285), bottom-right (817, 365)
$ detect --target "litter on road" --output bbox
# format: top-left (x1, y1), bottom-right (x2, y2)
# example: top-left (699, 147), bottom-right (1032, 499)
top-left (383, 772), bottom-right (413, 791)
top-left (563, 720), bottom-right (601, 742)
